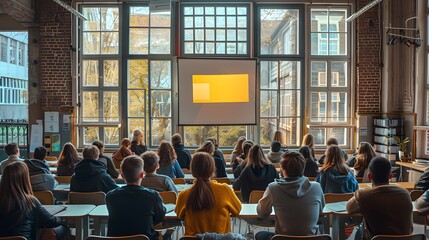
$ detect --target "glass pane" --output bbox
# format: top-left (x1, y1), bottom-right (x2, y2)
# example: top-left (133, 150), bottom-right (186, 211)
top-left (205, 7), bottom-right (214, 15)
top-left (216, 42), bottom-right (225, 54)
top-left (216, 16), bottom-right (225, 28)
top-left (237, 7), bottom-right (247, 15)
top-left (218, 126), bottom-right (246, 147)
top-left (195, 16), bottom-right (204, 28)
top-left (195, 29), bottom-right (204, 41)
top-left (128, 60), bottom-right (148, 89)
top-left (237, 29), bottom-right (246, 41)
top-left (279, 61), bottom-right (301, 89)
top-left (101, 32), bottom-right (119, 54)
top-left (151, 11), bottom-right (171, 27)
top-left (309, 128), bottom-right (326, 146)
top-left (329, 10), bottom-right (347, 32)
top-left (195, 42), bottom-right (204, 54)
top-left (260, 119), bottom-right (277, 146)
top-left (227, 7), bottom-right (236, 15)
top-left (226, 42), bottom-right (236, 54)
top-left (184, 126), bottom-right (217, 147)
top-left (426, 91), bottom-right (429, 123)
top-left (130, 28), bottom-right (149, 54)
top-left (83, 8), bottom-right (100, 31)
top-left (311, 33), bottom-right (328, 55)
top-left (331, 61), bottom-right (347, 87)
top-left (184, 42), bottom-right (194, 53)
top-left (103, 92), bottom-right (119, 122)
top-left (83, 91), bottom-right (99, 121)
top-left (237, 42), bottom-right (246, 54)
top-left (310, 92), bottom-right (327, 122)
top-left (104, 127), bottom-right (120, 145)
top-left (280, 90), bottom-right (300, 117)
top-left (260, 9), bottom-right (299, 55)
top-left (216, 7), bottom-right (225, 15)
top-left (184, 29), bottom-right (194, 41)
top-left (330, 33), bottom-right (347, 55)
top-left (151, 118), bottom-right (171, 146)
top-left (226, 16), bottom-right (236, 28)
top-left (151, 61), bottom-right (171, 89)
top-left (195, 7), bottom-right (203, 15)
top-left (151, 90), bottom-right (171, 117)
top-left (260, 61), bottom-right (278, 89)
top-left (128, 90), bottom-right (146, 117)
top-left (260, 91), bottom-right (278, 117)
top-left (101, 8), bottom-right (119, 31)
top-left (311, 10), bottom-right (328, 32)
top-left (104, 60), bottom-right (118, 86)
top-left (184, 16), bottom-right (193, 28)
top-left (237, 16), bottom-right (246, 28)
top-left (184, 7), bottom-right (193, 16)
top-left (83, 32), bottom-right (100, 55)
top-left (206, 42), bottom-right (215, 54)
top-left (84, 127), bottom-right (99, 145)
top-left (328, 128), bottom-right (347, 146)
top-left (311, 61), bottom-right (327, 87)
top-left (227, 29), bottom-right (236, 41)
top-left (150, 28), bottom-right (170, 54)
top-left (130, 7), bottom-right (149, 27)
top-left (216, 29), bottom-right (225, 41)
top-left (83, 60), bottom-right (98, 86)
top-left (206, 16), bottom-right (215, 28)
top-left (330, 92), bottom-right (347, 122)
top-left (279, 118), bottom-right (300, 146)
top-left (128, 118), bottom-right (146, 144)
top-left (206, 29), bottom-right (215, 41)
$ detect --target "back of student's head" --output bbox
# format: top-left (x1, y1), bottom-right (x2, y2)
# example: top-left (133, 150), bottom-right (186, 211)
top-left (321, 145), bottom-right (349, 174)
top-left (5, 142), bottom-right (18, 156)
top-left (92, 141), bottom-right (104, 151)
top-left (233, 136), bottom-right (246, 155)
top-left (132, 129), bottom-right (143, 143)
top-left (206, 137), bottom-right (219, 148)
top-left (302, 134), bottom-right (314, 149)
top-left (280, 151), bottom-right (306, 177)
top-left (141, 151), bottom-right (159, 173)
top-left (241, 140), bottom-right (254, 159)
top-left (34, 146), bottom-right (47, 161)
top-left (58, 142), bottom-right (80, 166)
top-left (248, 145), bottom-right (271, 168)
top-left (369, 157), bottom-right (391, 185)
top-left (188, 152), bottom-right (215, 212)
top-left (157, 141), bottom-right (177, 166)
top-left (271, 141), bottom-right (281, 153)
top-left (355, 142), bottom-right (377, 171)
top-left (327, 138), bottom-right (338, 146)
top-left (121, 138), bottom-right (131, 147)
top-left (195, 141), bottom-right (215, 155)
top-left (82, 145), bottom-right (100, 160)
top-left (298, 146), bottom-right (314, 161)
top-left (171, 133), bottom-right (183, 145)
top-left (121, 155), bottom-right (144, 183)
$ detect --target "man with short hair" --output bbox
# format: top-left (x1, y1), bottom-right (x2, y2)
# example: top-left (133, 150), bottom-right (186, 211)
top-left (24, 146), bottom-right (57, 191)
top-left (0, 142), bottom-right (23, 174)
top-left (346, 157), bottom-right (413, 239)
top-left (256, 151), bottom-right (325, 240)
top-left (171, 133), bottom-right (192, 170)
top-left (106, 155), bottom-right (166, 240)
top-left (140, 151), bottom-right (178, 193)
top-left (92, 141), bottom-right (120, 178)
top-left (70, 145), bottom-right (118, 193)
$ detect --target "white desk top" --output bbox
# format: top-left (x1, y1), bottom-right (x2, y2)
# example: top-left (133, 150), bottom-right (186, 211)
top-left (45, 204), bottom-right (96, 217)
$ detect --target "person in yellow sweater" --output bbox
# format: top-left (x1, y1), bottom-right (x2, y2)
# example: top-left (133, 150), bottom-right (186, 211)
top-left (175, 152), bottom-right (242, 235)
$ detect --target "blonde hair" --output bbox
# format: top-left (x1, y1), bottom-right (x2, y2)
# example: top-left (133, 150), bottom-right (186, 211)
top-left (302, 133), bottom-right (315, 149)
top-left (132, 129), bottom-right (143, 142)
top-left (195, 141), bottom-right (215, 155)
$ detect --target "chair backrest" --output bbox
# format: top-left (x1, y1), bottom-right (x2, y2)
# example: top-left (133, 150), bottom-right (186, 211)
top-left (410, 190), bottom-right (424, 201)
top-left (33, 190), bottom-right (54, 205)
top-left (213, 178), bottom-right (231, 184)
top-left (249, 190), bottom-right (265, 203)
top-left (371, 234), bottom-right (426, 240)
top-left (45, 156), bottom-right (58, 161)
top-left (307, 177), bottom-right (316, 181)
top-left (0, 237), bottom-right (27, 240)
top-left (180, 236), bottom-right (200, 240)
top-left (87, 235), bottom-right (149, 240)
top-left (324, 193), bottom-right (354, 204)
top-left (68, 191), bottom-right (106, 205)
top-left (271, 234), bottom-right (332, 240)
top-left (172, 178), bottom-right (186, 184)
top-left (54, 176), bottom-right (72, 184)
top-left (159, 191), bottom-right (177, 204)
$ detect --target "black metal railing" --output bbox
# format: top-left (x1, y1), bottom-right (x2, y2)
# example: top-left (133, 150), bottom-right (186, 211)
top-left (0, 120), bottom-right (29, 160)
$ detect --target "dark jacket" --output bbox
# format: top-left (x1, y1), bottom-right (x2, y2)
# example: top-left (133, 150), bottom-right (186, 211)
top-left (131, 141), bottom-right (147, 156)
top-left (98, 154), bottom-right (120, 179)
top-left (213, 155), bottom-right (227, 178)
top-left (57, 157), bottom-right (81, 176)
top-left (24, 159), bottom-right (57, 191)
top-left (316, 168), bottom-right (358, 193)
top-left (106, 185), bottom-right (166, 240)
top-left (214, 149), bottom-right (225, 165)
top-left (173, 144), bottom-right (192, 170)
top-left (303, 158), bottom-right (318, 178)
top-left (70, 159), bottom-right (118, 193)
top-left (416, 169), bottom-right (429, 191)
top-left (233, 164), bottom-right (279, 202)
top-left (0, 198), bottom-right (63, 240)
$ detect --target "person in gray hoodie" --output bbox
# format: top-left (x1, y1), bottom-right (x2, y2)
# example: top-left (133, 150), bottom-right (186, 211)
top-left (256, 151), bottom-right (325, 240)
top-left (24, 146), bottom-right (58, 192)
top-left (266, 141), bottom-right (283, 163)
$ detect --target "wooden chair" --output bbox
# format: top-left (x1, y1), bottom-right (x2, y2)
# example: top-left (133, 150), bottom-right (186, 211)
top-left (324, 193), bottom-right (354, 203)
top-left (271, 234), bottom-right (332, 240)
top-left (245, 190), bottom-right (274, 239)
top-left (159, 191), bottom-right (177, 204)
top-left (249, 190), bottom-right (265, 203)
top-left (371, 234), bottom-right (426, 240)
top-left (45, 156), bottom-right (58, 161)
top-left (87, 235), bottom-right (149, 240)
top-left (409, 190), bottom-right (426, 225)
top-left (213, 178), bottom-right (231, 184)
top-left (0, 237), bottom-right (27, 240)
top-left (172, 178), bottom-right (186, 184)
top-left (226, 168), bottom-right (234, 174)
top-left (180, 236), bottom-right (199, 240)
top-left (181, 168), bottom-right (191, 174)
top-left (68, 191), bottom-right (106, 205)
top-left (54, 176), bottom-right (72, 184)
top-left (410, 190), bottom-right (424, 201)
top-left (307, 177), bottom-right (316, 181)
top-left (33, 190), bottom-right (54, 205)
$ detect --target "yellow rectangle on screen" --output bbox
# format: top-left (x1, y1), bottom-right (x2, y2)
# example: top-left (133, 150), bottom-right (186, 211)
top-left (192, 74), bottom-right (249, 103)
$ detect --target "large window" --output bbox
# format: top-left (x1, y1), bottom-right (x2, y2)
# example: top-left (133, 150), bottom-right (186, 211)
top-left (0, 36), bottom-right (7, 62)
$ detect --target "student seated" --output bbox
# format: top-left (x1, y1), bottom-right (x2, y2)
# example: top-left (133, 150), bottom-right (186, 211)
top-left (140, 151), bottom-right (178, 193)
top-left (172, 133), bottom-right (192, 170)
top-left (196, 141), bottom-right (227, 178)
top-left (299, 146), bottom-right (318, 178)
top-left (57, 142), bottom-right (82, 176)
top-left (230, 136), bottom-right (246, 169)
top-left (266, 141), bottom-right (283, 163)
top-left (206, 137), bottom-right (225, 165)
top-left (318, 138), bottom-right (348, 165)
top-left (131, 128), bottom-right (147, 156)
top-left (256, 151), bottom-right (325, 240)
top-left (93, 141), bottom-right (120, 179)
top-left (106, 155), bottom-right (165, 240)
top-left (0, 161), bottom-right (70, 240)
top-left (70, 145), bottom-right (118, 193)
top-left (24, 146), bottom-right (57, 192)
top-left (175, 152), bottom-right (242, 235)
top-left (157, 141), bottom-right (185, 179)
top-left (112, 138), bottom-right (133, 169)
top-left (416, 188), bottom-right (429, 214)
top-left (0, 142), bottom-right (24, 174)
top-left (352, 142), bottom-right (377, 182)
top-left (233, 140), bottom-right (254, 178)
top-left (316, 145), bottom-right (358, 193)
top-left (347, 157), bottom-right (413, 239)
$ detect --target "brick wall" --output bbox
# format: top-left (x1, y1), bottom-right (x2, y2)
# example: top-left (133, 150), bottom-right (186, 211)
top-left (356, 0), bottom-right (382, 113)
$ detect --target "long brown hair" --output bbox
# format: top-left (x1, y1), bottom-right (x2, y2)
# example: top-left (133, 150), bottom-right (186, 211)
top-left (0, 161), bottom-right (35, 221)
top-left (354, 142), bottom-right (376, 172)
top-left (232, 136), bottom-right (246, 155)
top-left (58, 142), bottom-right (81, 167)
top-left (320, 145), bottom-right (350, 175)
top-left (187, 152), bottom-right (215, 212)
top-left (247, 145), bottom-right (272, 168)
top-left (157, 141), bottom-right (177, 166)
top-left (195, 141), bottom-right (215, 155)
top-left (273, 130), bottom-right (286, 146)
top-left (302, 133), bottom-right (315, 149)
top-left (239, 140), bottom-right (254, 166)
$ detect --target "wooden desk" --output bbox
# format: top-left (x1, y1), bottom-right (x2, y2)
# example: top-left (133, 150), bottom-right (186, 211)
top-left (358, 182), bottom-right (416, 192)
top-left (396, 161), bottom-right (429, 172)
top-left (395, 161), bottom-right (429, 182)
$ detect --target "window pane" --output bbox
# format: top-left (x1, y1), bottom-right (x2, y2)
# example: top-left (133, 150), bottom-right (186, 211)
top-left (328, 128), bottom-right (347, 146)
top-left (130, 7), bottom-right (149, 27)
top-left (103, 92), bottom-right (119, 122)
top-left (128, 90), bottom-right (146, 117)
top-left (311, 61), bottom-right (327, 87)
top-left (184, 7), bottom-right (193, 15)
top-left (279, 118), bottom-right (300, 146)
top-left (280, 90), bottom-right (300, 117)
top-left (330, 92), bottom-right (347, 122)
top-left (128, 60), bottom-right (148, 89)
top-left (130, 28), bottom-right (149, 54)
top-left (311, 33), bottom-right (328, 55)
top-left (218, 126), bottom-right (246, 147)
top-left (330, 33), bottom-right (347, 55)
top-left (104, 60), bottom-right (118, 86)
top-left (184, 42), bottom-right (194, 53)
top-left (260, 91), bottom-right (278, 117)
top-left (104, 127), bottom-right (120, 145)
top-left (150, 61), bottom-right (171, 89)
top-left (84, 127), bottom-right (99, 145)
top-left (206, 29), bottom-right (215, 41)
top-left (101, 32), bottom-right (119, 54)
top-left (311, 10), bottom-right (328, 32)
top-left (331, 61), bottom-right (347, 87)
top-left (310, 92), bottom-right (327, 122)
top-left (329, 10), bottom-right (347, 32)
top-left (128, 118), bottom-right (146, 143)
top-left (83, 60), bottom-right (99, 86)
top-left (83, 32), bottom-right (100, 54)
top-left (260, 9), bottom-right (299, 55)
top-left (185, 29), bottom-right (193, 41)
top-left (101, 8), bottom-right (119, 31)
top-left (150, 11), bottom-right (171, 27)
top-left (151, 91), bottom-right (171, 117)
top-left (83, 8), bottom-right (100, 31)
top-left (260, 61), bottom-right (278, 89)
top-left (150, 28), bottom-right (170, 54)
top-left (309, 128), bottom-right (326, 146)
top-left (184, 126), bottom-right (217, 146)
top-left (260, 118), bottom-right (277, 146)
top-left (279, 61), bottom-right (301, 89)
top-left (83, 91), bottom-right (99, 121)
top-left (151, 118), bottom-right (171, 146)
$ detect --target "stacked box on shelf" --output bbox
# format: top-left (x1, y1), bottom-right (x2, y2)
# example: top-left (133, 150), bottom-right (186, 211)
top-left (373, 117), bottom-right (404, 161)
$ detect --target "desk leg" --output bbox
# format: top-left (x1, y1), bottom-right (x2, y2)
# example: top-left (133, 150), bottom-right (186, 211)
top-left (82, 216), bottom-right (89, 240)
top-left (94, 218), bottom-right (101, 235)
top-left (331, 215), bottom-right (346, 240)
